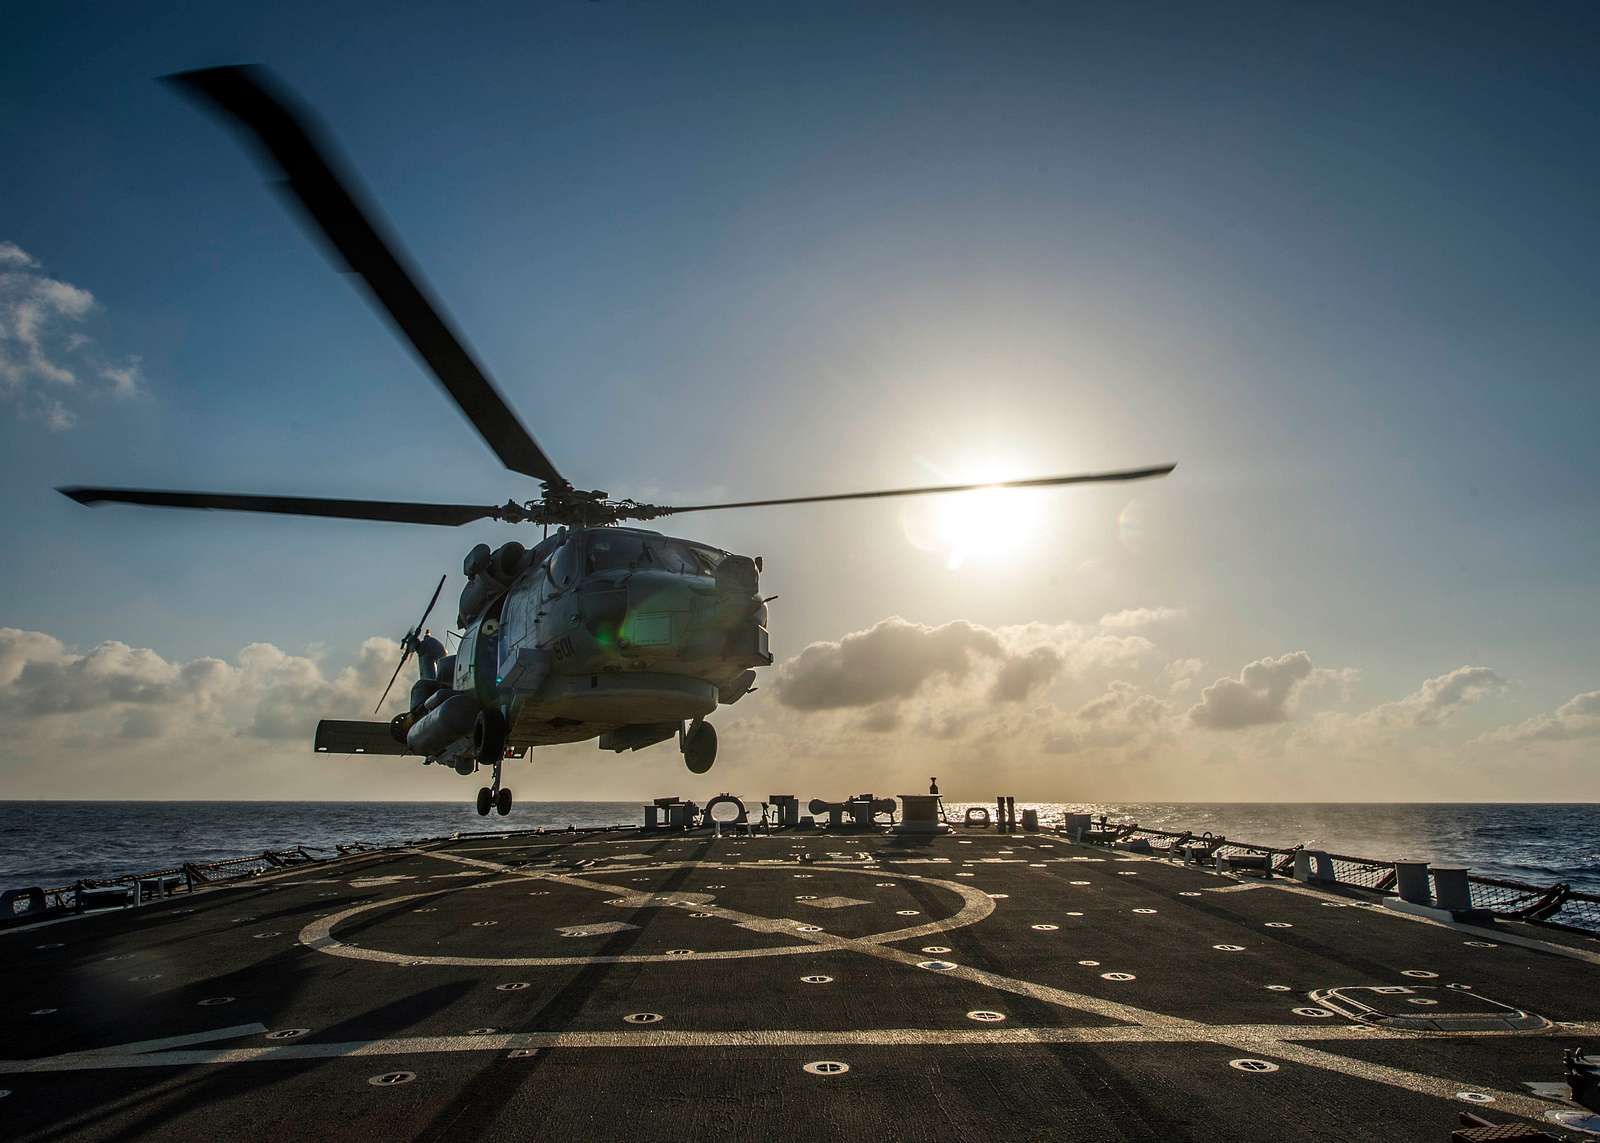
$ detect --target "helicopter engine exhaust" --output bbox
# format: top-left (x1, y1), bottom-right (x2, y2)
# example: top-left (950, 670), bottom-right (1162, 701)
top-left (406, 692), bottom-right (479, 756)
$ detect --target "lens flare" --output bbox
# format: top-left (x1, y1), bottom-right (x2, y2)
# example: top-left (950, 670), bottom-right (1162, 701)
top-left (901, 484), bottom-right (1050, 569)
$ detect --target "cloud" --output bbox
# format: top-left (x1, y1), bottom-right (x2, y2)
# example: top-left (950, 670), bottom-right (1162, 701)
top-left (1188, 651), bottom-right (1316, 729)
top-left (1100, 607), bottom-right (1184, 629)
top-left (989, 646), bottom-right (1064, 702)
top-left (0, 242), bottom-right (39, 269)
top-left (1362, 665), bottom-right (1506, 729)
top-left (1477, 689), bottom-right (1600, 743)
top-left (773, 617), bottom-right (1003, 710)
top-left (0, 242), bottom-right (146, 427)
top-left (772, 616), bottom-right (1150, 713)
top-left (1045, 681), bottom-right (1173, 754)
top-left (0, 626), bottom-right (400, 741)
top-left (1162, 657), bottom-right (1204, 694)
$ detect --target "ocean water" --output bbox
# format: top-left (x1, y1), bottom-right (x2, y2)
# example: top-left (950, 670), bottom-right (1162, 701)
top-left (0, 800), bottom-right (1596, 895)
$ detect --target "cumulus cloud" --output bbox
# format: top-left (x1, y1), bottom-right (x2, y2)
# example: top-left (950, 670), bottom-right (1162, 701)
top-left (989, 646), bottom-right (1065, 702)
top-left (0, 626), bottom-right (399, 742)
top-left (1162, 657), bottom-right (1204, 694)
top-left (772, 616), bottom-right (1151, 713)
top-left (0, 242), bottom-right (37, 269)
top-left (774, 618), bottom-right (1003, 710)
top-left (1361, 665), bottom-right (1506, 729)
top-left (1100, 607), bottom-right (1184, 629)
top-left (1045, 681), bottom-right (1173, 754)
top-left (0, 242), bottom-right (146, 428)
top-left (1477, 690), bottom-right (1600, 743)
top-left (1188, 651), bottom-right (1316, 729)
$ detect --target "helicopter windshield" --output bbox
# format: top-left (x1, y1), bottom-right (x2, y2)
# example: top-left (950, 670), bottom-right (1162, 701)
top-left (585, 533), bottom-right (714, 575)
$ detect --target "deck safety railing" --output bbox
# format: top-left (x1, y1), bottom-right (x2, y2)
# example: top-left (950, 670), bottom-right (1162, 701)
top-left (2, 824), bottom-right (636, 924)
top-left (1100, 821), bottom-right (1600, 937)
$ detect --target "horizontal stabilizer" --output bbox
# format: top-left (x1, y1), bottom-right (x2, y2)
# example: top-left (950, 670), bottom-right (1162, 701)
top-left (315, 720), bottom-right (411, 756)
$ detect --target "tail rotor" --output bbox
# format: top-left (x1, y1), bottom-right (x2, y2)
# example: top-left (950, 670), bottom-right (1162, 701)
top-left (375, 574), bottom-right (447, 713)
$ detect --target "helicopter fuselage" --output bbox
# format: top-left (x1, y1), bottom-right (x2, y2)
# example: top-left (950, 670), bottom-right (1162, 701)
top-left (399, 525), bottom-right (769, 772)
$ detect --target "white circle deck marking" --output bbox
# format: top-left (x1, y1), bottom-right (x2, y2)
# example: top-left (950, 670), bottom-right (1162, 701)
top-left (801, 976), bottom-right (833, 984)
top-left (266, 1029), bottom-right (308, 1040)
top-left (1292, 1008), bottom-right (1332, 1018)
top-left (967, 1011), bottom-right (1006, 1022)
top-left (1230, 1059), bottom-right (1279, 1073)
top-left (1401, 970), bottom-right (1438, 979)
top-left (30, 1008), bottom-right (57, 1016)
top-left (803, 1061), bottom-right (849, 1075)
top-left (1212, 945), bottom-right (1244, 952)
top-left (1102, 972), bottom-right (1136, 981)
top-left (1463, 941), bottom-right (1498, 948)
top-left (1180, 892), bottom-right (1201, 897)
top-left (1266, 985), bottom-right (1292, 992)
top-left (467, 1027), bottom-right (497, 1035)
top-left (299, 860), bottom-right (994, 968)
top-left (198, 997), bottom-right (235, 1006)
top-left (496, 982), bottom-right (530, 991)
top-left (918, 960), bottom-right (956, 971)
top-left (1032, 924), bottom-right (1059, 931)
top-left (1078, 960), bottom-right (1100, 966)
top-left (896, 910), bottom-right (920, 916)
top-left (1132, 908), bottom-right (1157, 915)
top-left (921, 946), bottom-right (951, 954)
top-left (623, 1013), bottom-right (663, 1024)
top-left (1265, 922), bottom-right (1293, 929)
top-left (1457, 1092), bottom-right (1494, 1104)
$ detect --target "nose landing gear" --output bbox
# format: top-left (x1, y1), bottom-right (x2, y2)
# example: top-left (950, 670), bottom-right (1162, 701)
top-left (681, 719), bottom-right (717, 775)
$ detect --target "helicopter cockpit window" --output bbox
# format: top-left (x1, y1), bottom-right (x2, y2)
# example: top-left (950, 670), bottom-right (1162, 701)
top-left (585, 534), bottom-right (703, 574)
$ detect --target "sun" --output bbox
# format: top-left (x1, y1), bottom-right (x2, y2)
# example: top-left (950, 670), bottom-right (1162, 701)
top-left (901, 482), bottom-right (1051, 569)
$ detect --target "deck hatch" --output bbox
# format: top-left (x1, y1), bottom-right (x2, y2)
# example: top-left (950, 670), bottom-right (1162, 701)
top-left (1309, 986), bottom-right (1549, 1033)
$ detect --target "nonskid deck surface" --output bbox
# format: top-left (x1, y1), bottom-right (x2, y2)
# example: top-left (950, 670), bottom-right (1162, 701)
top-left (3, 829), bottom-right (1598, 1141)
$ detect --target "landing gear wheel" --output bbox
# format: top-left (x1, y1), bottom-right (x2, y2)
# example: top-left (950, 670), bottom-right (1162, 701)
top-left (683, 721), bottom-right (717, 775)
top-left (495, 787), bottom-right (513, 816)
top-left (475, 787), bottom-right (492, 816)
top-left (473, 708), bottom-right (507, 764)
top-left (388, 713), bottom-right (410, 746)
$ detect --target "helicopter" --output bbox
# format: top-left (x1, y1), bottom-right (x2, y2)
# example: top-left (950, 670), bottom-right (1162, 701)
top-left (59, 66), bottom-right (1175, 816)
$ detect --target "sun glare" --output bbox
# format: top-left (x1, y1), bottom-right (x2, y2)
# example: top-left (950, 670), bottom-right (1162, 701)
top-left (901, 483), bottom-right (1051, 569)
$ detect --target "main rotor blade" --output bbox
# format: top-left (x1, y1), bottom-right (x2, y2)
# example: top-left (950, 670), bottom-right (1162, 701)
top-left (60, 487), bottom-right (499, 527)
top-left (167, 65), bottom-right (564, 485)
top-left (654, 464), bottom-right (1177, 515)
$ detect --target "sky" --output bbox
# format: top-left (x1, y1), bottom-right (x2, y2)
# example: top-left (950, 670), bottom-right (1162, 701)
top-left (2, 1), bottom-right (1597, 802)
